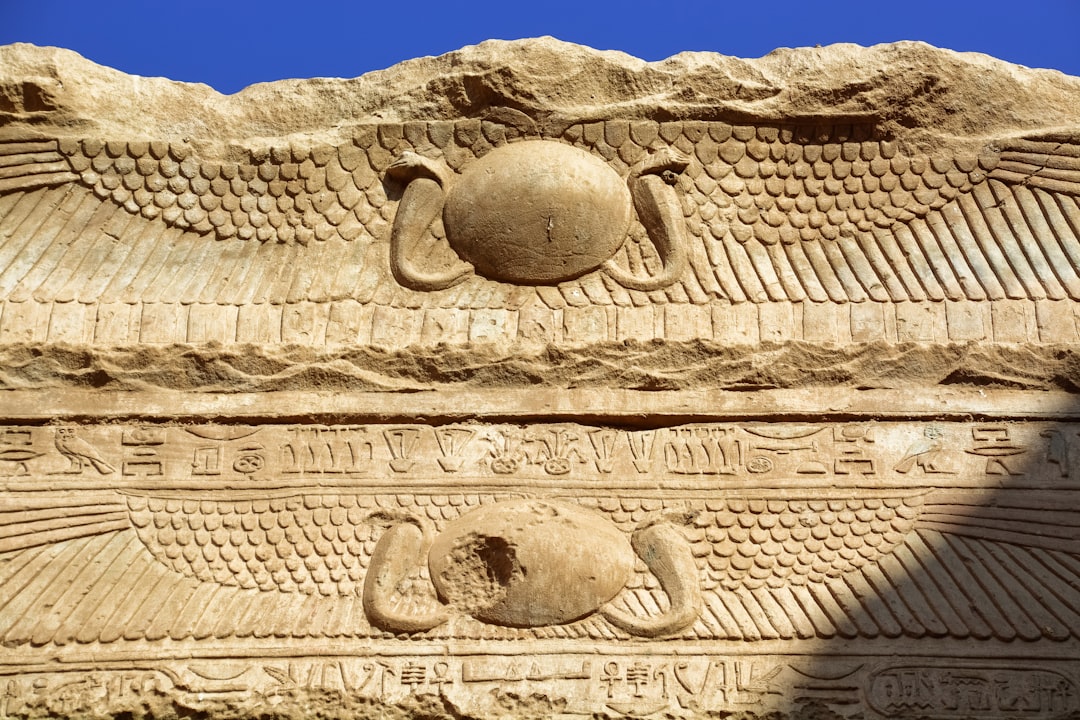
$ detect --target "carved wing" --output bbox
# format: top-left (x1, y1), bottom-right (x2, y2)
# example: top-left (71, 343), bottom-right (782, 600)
top-left (125, 494), bottom-right (378, 596)
top-left (1, 490), bottom-right (1079, 643)
top-left (0, 131), bottom-right (382, 245)
top-left (0, 127), bottom-right (398, 309)
top-left (3, 123), bottom-right (1078, 312)
top-left (0, 491), bottom-right (463, 645)
top-left (667, 129), bottom-right (1080, 305)
top-left (0, 494), bottom-right (130, 554)
top-left (687, 494), bottom-right (924, 592)
top-left (0, 124), bottom-right (552, 312)
top-left (623, 491), bottom-right (1080, 641)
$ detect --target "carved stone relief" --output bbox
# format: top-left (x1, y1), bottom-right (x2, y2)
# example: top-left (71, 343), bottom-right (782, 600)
top-left (3, 117), bottom-right (1080, 351)
top-left (1, 39), bottom-right (1079, 719)
top-left (1, 416), bottom-right (1079, 716)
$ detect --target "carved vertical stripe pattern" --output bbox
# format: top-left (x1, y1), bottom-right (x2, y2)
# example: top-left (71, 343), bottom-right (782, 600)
top-left (0, 490), bottom-right (1077, 643)
top-left (1, 130), bottom-right (1079, 318)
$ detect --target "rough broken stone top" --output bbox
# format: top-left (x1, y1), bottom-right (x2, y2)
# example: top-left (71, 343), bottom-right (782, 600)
top-left (3, 37), bottom-right (1080, 138)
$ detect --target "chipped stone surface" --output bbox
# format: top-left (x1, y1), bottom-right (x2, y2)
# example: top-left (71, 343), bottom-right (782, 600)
top-left (1, 39), bottom-right (1079, 720)
top-left (3, 38), bottom-right (1080, 145)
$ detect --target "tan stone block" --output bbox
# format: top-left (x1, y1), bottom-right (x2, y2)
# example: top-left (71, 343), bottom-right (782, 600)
top-left (140, 303), bottom-right (187, 343)
top-left (470, 309), bottom-right (515, 343)
top-left (664, 304), bottom-right (711, 341)
top-left (991, 299), bottom-right (1032, 343)
top-left (895, 302), bottom-right (940, 342)
top-left (517, 303), bottom-right (560, 344)
top-left (47, 302), bottom-right (93, 343)
top-left (880, 303), bottom-right (899, 343)
top-left (325, 301), bottom-right (371, 345)
top-left (945, 300), bottom-right (988, 341)
top-left (562, 306), bottom-right (610, 344)
top-left (711, 302), bottom-right (758, 344)
top-left (0, 301), bottom-right (49, 343)
top-left (371, 306), bottom-right (422, 348)
top-left (758, 302), bottom-right (795, 342)
top-left (281, 302), bottom-right (330, 345)
top-left (420, 309), bottom-right (468, 346)
top-left (94, 303), bottom-right (139, 344)
top-left (615, 306), bottom-right (655, 342)
top-left (187, 303), bottom-right (237, 343)
top-left (849, 302), bottom-right (885, 343)
top-left (235, 304), bottom-right (282, 344)
top-left (801, 302), bottom-right (840, 343)
top-left (1036, 299), bottom-right (1079, 343)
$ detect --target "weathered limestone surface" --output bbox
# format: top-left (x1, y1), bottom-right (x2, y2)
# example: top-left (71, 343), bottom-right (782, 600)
top-left (0, 39), bottom-right (1079, 719)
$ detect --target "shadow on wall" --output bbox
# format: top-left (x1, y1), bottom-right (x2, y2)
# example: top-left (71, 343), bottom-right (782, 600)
top-left (783, 391), bottom-right (1080, 720)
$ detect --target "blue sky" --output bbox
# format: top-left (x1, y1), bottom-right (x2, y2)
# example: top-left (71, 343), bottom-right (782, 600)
top-left (3, 0), bottom-right (1079, 93)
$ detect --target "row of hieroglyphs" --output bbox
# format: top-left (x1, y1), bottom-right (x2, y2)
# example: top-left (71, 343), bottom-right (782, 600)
top-left (2, 421), bottom-right (1078, 484)
top-left (0, 660), bottom-right (779, 718)
top-left (0, 659), bottom-right (1074, 718)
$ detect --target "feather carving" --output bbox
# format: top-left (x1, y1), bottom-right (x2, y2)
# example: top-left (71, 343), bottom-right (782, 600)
top-left (2, 122), bottom-right (1079, 309)
top-left (1, 487), bottom-right (1077, 643)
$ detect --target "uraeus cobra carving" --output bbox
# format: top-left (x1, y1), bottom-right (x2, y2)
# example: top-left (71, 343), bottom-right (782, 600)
top-left (385, 140), bottom-right (690, 291)
top-left (363, 499), bottom-right (701, 636)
